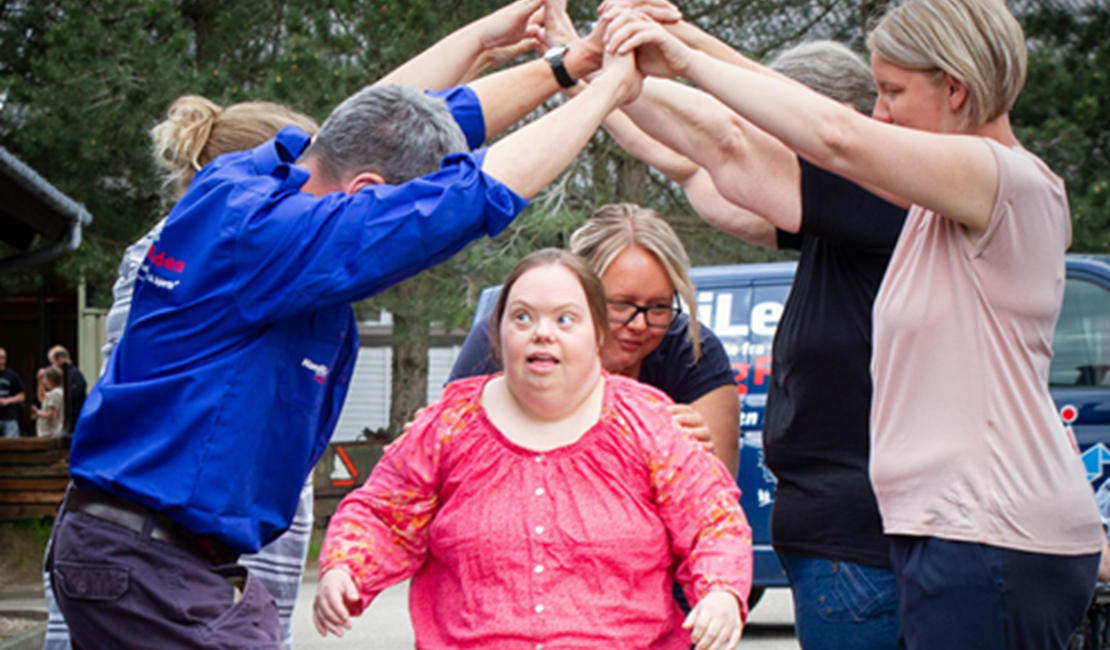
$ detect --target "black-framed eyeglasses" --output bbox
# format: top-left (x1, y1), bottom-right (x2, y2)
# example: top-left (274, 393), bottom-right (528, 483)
top-left (607, 299), bottom-right (681, 329)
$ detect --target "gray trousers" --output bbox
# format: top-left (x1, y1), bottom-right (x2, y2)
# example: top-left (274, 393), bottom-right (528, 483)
top-left (44, 479), bottom-right (313, 650)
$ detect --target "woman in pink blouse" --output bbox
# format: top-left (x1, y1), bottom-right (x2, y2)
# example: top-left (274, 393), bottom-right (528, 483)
top-left (314, 248), bottom-right (752, 650)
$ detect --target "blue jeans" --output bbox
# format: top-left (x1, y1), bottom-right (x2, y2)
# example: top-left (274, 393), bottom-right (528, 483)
top-left (779, 552), bottom-right (902, 650)
top-left (1, 419), bottom-right (19, 438)
top-left (889, 535), bottom-right (1098, 650)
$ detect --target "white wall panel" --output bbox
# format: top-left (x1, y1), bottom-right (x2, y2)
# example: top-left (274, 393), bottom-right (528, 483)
top-left (427, 345), bottom-right (463, 404)
top-left (332, 346), bottom-right (391, 442)
top-left (332, 344), bottom-right (463, 442)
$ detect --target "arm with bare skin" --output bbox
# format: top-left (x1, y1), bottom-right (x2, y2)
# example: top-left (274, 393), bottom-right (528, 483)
top-left (604, 9), bottom-right (999, 238)
top-left (375, 0), bottom-right (544, 90)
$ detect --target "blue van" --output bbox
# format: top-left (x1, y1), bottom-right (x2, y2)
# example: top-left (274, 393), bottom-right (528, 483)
top-left (472, 253), bottom-right (1110, 608)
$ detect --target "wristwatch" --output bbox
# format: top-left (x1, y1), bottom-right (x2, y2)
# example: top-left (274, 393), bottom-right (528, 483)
top-left (543, 44), bottom-right (578, 89)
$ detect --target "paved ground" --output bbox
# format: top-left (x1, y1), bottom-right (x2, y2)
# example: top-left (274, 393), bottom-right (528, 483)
top-left (292, 579), bottom-right (800, 650)
top-left (0, 578), bottom-right (800, 649)
top-left (0, 587), bottom-right (47, 650)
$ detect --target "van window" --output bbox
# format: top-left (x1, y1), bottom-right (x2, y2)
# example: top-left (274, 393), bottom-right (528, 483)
top-left (1051, 278), bottom-right (1110, 388)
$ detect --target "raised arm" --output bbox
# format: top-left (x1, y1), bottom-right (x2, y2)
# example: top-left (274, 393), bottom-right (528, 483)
top-left (482, 43), bottom-right (642, 198)
top-left (467, 25), bottom-right (604, 140)
top-left (599, 0), bottom-right (794, 80)
top-left (553, 0), bottom-right (769, 243)
top-left (374, 0), bottom-right (543, 91)
top-left (596, 0), bottom-right (758, 74)
top-left (602, 102), bottom-right (779, 246)
top-left (605, 10), bottom-right (999, 236)
top-left (458, 39), bottom-right (539, 85)
top-left (601, 107), bottom-right (697, 181)
top-left (621, 78), bottom-right (804, 234)
top-left (684, 169), bottom-right (778, 248)
top-left (36, 369), bottom-right (47, 403)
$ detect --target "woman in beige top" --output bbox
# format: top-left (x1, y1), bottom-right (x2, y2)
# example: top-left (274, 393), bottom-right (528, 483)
top-left (604, 0), bottom-right (1103, 648)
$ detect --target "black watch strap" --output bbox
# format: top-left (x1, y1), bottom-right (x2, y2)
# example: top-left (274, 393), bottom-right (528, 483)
top-left (544, 45), bottom-right (577, 89)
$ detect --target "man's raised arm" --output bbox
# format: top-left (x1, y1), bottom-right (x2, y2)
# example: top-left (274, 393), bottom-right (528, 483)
top-left (482, 46), bottom-right (641, 199)
top-left (468, 27), bottom-right (604, 140)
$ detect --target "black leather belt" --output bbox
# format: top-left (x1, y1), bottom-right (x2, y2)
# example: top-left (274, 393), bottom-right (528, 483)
top-left (64, 484), bottom-right (239, 566)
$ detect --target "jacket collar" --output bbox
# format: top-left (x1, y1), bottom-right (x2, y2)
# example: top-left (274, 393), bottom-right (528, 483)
top-left (252, 125), bottom-right (313, 190)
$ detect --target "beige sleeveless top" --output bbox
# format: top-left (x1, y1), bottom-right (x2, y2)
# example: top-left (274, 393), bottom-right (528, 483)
top-left (870, 139), bottom-right (1102, 555)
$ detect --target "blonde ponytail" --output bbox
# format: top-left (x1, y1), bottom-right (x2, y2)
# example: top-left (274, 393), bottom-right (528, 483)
top-left (151, 96), bottom-right (222, 199)
top-left (150, 95), bottom-right (319, 200)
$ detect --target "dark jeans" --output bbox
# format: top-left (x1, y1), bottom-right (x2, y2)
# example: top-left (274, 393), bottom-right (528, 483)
top-left (48, 504), bottom-right (281, 650)
top-left (889, 535), bottom-right (1098, 650)
top-left (779, 552), bottom-right (902, 650)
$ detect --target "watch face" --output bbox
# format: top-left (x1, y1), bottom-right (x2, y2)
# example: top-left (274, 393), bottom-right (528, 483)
top-left (544, 45), bottom-right (575, 88)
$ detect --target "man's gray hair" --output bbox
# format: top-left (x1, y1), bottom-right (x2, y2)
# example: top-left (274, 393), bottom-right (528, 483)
top-left (767, 40), bottom-right (877, 115)
top-left (304, 84), bottom-right (468, 185)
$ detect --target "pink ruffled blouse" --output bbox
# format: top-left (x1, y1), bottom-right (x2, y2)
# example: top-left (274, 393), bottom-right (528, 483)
top-left (320, 373), bottom-right (752, 649)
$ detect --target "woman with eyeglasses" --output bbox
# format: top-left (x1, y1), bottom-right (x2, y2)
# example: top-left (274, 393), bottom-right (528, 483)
top-left (449, 202), bottom-right (740, 477)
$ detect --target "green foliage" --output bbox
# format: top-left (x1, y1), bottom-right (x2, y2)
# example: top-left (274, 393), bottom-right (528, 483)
top-left (0, 518), bottom-right (55, 586)
top-left (0, 0), bottom-right (1103, 426)
top-left (2, 0), bottom-right (199, 303)
top-left (1013, 6), bottom-right (1110, 252)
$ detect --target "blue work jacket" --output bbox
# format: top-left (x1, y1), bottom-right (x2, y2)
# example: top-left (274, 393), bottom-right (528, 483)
top-left (70, 87), bottom-right (526, 553)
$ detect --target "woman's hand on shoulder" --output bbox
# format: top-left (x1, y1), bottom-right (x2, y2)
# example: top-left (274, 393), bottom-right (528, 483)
top-left (684, 589), bottom-right (743, 650)
top-left (313, 568), bottom-right (360, 638)
top-left (667, 403), bottom-right (713, 454)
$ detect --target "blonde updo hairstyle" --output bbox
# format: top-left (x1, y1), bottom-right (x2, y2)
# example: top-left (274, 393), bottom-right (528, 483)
top-left (150, 96), bottom-right (319, 200)
top-left (866, 0), bottom-right (1027, 128)
top-left (569, 203), bottom-right (701, 360)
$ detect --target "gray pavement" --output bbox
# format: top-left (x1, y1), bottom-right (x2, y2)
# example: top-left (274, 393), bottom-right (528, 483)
top-left (0, 591), bottom-right (45, 616)
top-left (292, 579), bottom-right (800, 649)
top-left (0, 577), bottom-right (799, 649)
top-left (0, 587), bottom-right (47, 650)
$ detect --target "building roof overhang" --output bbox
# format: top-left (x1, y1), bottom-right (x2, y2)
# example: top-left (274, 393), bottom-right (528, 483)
top-left (0, 145), bottom-right (92, 273)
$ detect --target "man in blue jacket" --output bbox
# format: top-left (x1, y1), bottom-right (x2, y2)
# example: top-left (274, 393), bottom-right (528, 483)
top-left (47, 19), bottom-right (642, 648)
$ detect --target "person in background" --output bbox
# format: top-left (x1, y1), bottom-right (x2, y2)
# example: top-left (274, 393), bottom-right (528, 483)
top-left (605, 0), bottom-right (1103, 647)
top-left (48, 0), bottom-right (642, 645)
top-left (315, 248), bottom-right (752, 650)
top-left (33, 366), bottom-right (65, 439)
top-left (0, 347), bottom-right (25, 438)
top-left (450, 203), bottom-right (741, 478)
top-left (38, 346), bottom-right (86, 434)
